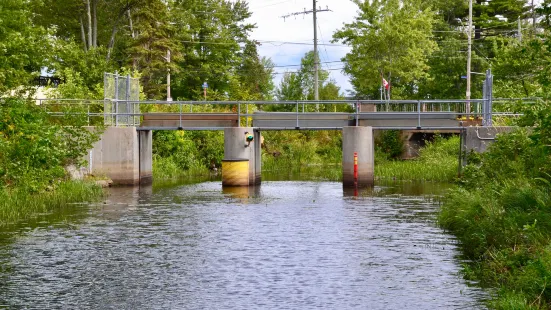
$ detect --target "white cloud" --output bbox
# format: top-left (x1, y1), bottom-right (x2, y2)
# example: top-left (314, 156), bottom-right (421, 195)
top-left (244, 0), bottom-right (360, 95)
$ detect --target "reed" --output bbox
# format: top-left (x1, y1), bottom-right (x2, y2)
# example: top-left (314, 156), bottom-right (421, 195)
top-left (0, 181), bottom-right (104, 226)
top-left (152, 155), bottom-right (210, 180)
top-left (376, 136), bottom-right (459, 182)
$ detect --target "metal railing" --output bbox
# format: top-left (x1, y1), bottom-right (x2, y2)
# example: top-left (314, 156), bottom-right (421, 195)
top-left (35, 98), bottom-right (536, 130)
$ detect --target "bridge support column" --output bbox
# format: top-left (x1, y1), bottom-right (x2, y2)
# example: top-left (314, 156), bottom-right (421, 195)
top-left (89, 127), bottom-right (152, 185)
top-left (342, 126), bottom-right (374, 187)
top-left (223, 127), bottom-right (261, 186)
top-left (139, 130), bottom-right (153, 184)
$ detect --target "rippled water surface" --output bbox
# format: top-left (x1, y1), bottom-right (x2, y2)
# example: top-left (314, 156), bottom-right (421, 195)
top-left (0, 181), bottom-right (486, 309)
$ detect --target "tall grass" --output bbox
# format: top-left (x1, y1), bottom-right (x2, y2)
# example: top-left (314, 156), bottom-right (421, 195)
top-left (0, 181), bottom-right (104, 226)
top-left (376, 136), bottom-right (459, 182)
top-left (439, 129), bottom-right (551, 309)
top-left (261, 130), bottom-right (342, 174)
top-left (153, 154), bottom-right (210, 179)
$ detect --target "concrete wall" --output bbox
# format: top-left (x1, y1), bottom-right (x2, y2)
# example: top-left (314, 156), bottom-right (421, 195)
top-left (342, 126), bottom-right (374, 187)
top-left (139, 130), bottom-right (153, 184)
top-left (464, 126), bottom-right (517, 153)
top-left (89, 127), bottom-right (152, 185)
top-left (224, 127), bottom-right (260, 185)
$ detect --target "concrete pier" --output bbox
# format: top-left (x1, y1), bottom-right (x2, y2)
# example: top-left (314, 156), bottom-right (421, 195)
top-left (464, 126), bottom-right (517, 153)
top-left (342, 126), bottom-right (374, 187)
top-left (89, 127), bottom-right (152, 185)
top-left (138, 130), bottom-right (153, 184)
top-left (223, 127), bottom-right (261, 186)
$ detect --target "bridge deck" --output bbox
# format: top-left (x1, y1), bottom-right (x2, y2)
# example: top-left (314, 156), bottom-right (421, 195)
top-left (141, 113), bottom-right (239, 128)
top-left (138, 112), bottom-right (480, 130)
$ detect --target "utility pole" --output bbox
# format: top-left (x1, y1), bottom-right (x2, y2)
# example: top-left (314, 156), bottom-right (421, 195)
top-left (313, 0), bottom-right (318, 103)
top-left (281, 1), bottom-right (331, 106)
top-left (466, 0), bottom-right (472, 116)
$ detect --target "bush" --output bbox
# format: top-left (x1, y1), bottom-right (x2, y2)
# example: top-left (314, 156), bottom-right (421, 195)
top-left (439, 100), bottom-right (551, 309)
top-left (0, 98), bottom-right (100, 192)
top-left (375, 130), bottom-right (404, 159)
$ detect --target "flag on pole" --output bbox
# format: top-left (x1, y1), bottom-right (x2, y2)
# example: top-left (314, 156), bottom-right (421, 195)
top-left (382, 78), bottom-right (390, 90)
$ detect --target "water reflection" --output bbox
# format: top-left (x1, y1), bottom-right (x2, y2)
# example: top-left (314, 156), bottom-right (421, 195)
top-left (0, 181), bottom-right (486, 309)
top-left (222, 186), bottom-right (261, 202)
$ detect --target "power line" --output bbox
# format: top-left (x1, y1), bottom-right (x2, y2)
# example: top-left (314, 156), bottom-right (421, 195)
top-left (280, 1), bottom-right (332, 102)
top-left (181, 40), bottom-right (348, 47)
top-left (317, 21), bottom-right (333, 71)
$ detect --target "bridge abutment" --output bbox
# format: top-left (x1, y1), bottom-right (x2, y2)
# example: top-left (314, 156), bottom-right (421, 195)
top-left (223, 127), bottom-right (261, 186)
top-left (89, 127), bottom-right (152, 185)
top-left (342, 126), bottom-right (374, 187)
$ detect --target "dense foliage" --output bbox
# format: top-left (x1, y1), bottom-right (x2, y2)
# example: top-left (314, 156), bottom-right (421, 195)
top-left (0, 98), bottom-right (100, 192)
top-left (439, 101), bottom-right (551, 309)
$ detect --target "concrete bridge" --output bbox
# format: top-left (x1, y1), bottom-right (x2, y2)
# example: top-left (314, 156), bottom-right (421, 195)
top-left (40, 98), bottom-right (525, 187)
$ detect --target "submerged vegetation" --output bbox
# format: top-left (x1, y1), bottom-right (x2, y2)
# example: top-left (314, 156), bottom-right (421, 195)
top-left (439, 101), bottom-right (551, 309)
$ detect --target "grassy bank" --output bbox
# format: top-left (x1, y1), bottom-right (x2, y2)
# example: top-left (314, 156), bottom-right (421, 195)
top-left (0, 181), bottom-right (104, 226)
top-left (375, 135), bottom-right (459, 182)
top-left (0, 98), bottom-right (104, 225)
top-left (439, 128), bottom-right (551, 309)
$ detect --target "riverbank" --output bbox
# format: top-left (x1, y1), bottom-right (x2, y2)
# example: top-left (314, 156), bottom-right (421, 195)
top-left (0, 98), bottom-right (104, 226)
top-left (439, 128), bottom-right (551, 309)
top-left (0, 181), bottom-right (104, 226)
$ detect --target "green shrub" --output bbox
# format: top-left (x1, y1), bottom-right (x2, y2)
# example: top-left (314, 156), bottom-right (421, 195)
top-left (375, 130), bottom-right (404, 159)
top-left (0, 98), bottom-right (100, 192)
top-left (439, 100), bottom-right (551, 309)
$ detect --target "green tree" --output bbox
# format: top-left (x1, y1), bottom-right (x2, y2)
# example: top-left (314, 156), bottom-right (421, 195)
top-left (236, 41), bottom-right (275, 100)
top-left (170, 0), bottom-right (255, 100)
top-left (128, 0), bottom-right (180, 99)
top-left (333, 0), bottom-right (438, 99)
top-left (0, 0), bottom-right (50, 94)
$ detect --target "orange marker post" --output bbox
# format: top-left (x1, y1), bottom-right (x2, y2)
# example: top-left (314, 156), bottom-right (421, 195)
top-left (354, 152), bottom-right (358, 181)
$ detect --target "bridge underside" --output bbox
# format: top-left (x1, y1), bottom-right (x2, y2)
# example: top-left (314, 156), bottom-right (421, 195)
top-left (137, 112), bottom-right (479, 131)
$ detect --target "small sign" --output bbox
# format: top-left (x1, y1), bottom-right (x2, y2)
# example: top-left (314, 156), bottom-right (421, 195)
top-left (460, 75), bottom-right (467, 79)
top-left (202, 82), bottom-right (209, 89)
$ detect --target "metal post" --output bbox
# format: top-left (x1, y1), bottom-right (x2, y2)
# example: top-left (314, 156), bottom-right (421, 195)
top-left (488, 69), bottom-right (493, 126)
top-left (466, 0), bottom-right (473, 116)
top-left (114, 72), bottom-right (119, 126)
top-left (296, 101), bottom-right (299, 128)
top-left (417, 101), bottom-right (421, 128)
top-left (179, 101), bottom-right (182, 129)
top-left (355, 101), bottom-right (359, 126)
top-left (458, 123), bottom-right (463, 177)
top-left (126, 74), bottom-right (130, 126)
top-left (238, 102), bottom-right (241, 127)
top-left (482, 78), bottom-right (487, 125)
top-left (246, 104), bottom-right (249, 127)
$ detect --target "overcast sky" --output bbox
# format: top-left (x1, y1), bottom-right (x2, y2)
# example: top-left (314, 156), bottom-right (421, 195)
top-left (244, 0), bottom-right (359, 95)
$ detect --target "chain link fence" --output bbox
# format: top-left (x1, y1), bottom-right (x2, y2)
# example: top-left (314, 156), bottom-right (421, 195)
top-left (104, 73), bottom-right (141, 126)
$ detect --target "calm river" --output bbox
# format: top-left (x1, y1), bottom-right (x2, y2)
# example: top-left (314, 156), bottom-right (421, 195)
top-left (0, 181), bottom-right (487, 309)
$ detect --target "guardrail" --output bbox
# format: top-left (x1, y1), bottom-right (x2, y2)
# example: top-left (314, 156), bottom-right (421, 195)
top-left (35, 98), bottom-right (534, 130)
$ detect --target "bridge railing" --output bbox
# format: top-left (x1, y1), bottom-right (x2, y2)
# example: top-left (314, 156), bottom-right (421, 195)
top-left (34, 98), bottom-right (536, 129)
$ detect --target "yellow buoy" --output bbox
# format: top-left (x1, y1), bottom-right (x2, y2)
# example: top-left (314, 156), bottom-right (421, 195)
top-left (222, 159), bottom-right (249, 186)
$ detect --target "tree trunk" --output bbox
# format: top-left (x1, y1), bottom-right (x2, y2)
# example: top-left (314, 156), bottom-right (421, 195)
top-left (80, 16), bottom-right (88, 51)
top-left (86, 0), bottom-right (93, 49)
top-left (106, 20), bottom-right (119, 61)
top-left (92, 0), bottom-right (97, 47)
top-left (128, 9), bottom-right (135, 38)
